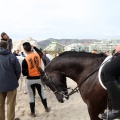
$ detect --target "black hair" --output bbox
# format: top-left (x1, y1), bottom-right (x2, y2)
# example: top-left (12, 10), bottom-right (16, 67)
top-left (1, 32), bottom-right (7, 38)
top-left (22, 42), bottom-right (31, 52)
top-left (0, 41), bottom-right (7, 49)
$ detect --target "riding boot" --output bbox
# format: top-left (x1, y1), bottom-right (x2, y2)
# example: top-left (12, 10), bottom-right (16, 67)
top-left (99, 81), bottom-right (120, 120)
top-left (29, 102), bottom-right (36, 117)
top-left (41, 99), bottom-right (50, 112)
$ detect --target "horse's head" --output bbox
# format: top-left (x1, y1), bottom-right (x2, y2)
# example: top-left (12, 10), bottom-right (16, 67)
top-left (44, 71), bottom-right (69, 103)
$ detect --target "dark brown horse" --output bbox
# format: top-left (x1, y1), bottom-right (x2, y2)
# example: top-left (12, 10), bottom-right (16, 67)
top-left (44, 51), bottom-right (108, 120)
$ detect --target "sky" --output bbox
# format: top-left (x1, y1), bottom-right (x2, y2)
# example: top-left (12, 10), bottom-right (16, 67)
top-left (0, 0), bottom-right (120, 41)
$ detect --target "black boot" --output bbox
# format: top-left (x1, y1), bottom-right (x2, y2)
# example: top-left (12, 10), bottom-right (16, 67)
top-left (29, 102), bottom-right (36, 117)
top-left (99, 81), bottom-right (120, 120)
top-left (42, 99), bottom-right (50, 112)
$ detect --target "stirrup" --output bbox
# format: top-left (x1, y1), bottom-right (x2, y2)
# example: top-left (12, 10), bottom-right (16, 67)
top-left (98, 113), bottom-right (108, 119)
top-left (98, 111), bottom-right (120, 120)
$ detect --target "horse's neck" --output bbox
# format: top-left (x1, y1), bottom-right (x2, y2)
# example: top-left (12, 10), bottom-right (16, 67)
top-left (61, 59), bottom-right (103, 84)
top-left (48, 56), bottom-right (106, 84)
top-left (61, 67), bottom-right (81, 83)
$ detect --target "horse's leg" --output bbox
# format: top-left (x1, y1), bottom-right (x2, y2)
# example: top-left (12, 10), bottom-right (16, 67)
top-left (87, 102), bottom-right (106, 120)
top-left (80, 84), bottom-right (107, 120)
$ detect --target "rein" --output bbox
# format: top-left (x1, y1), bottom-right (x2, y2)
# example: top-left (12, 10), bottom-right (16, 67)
top-left (67, 69), bottom-right (99, 97)
top-left (36, 56), bottom-right (112, 99)
top-left (36, 66), bottom-right (64, 94)
top-left (36, 65), bottom-right (99, 98)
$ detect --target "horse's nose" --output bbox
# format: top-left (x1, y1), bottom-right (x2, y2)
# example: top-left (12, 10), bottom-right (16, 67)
top-left (58, 99), bottom-right (64, 103)
top-left (65, 96), bottom-right (69, 100)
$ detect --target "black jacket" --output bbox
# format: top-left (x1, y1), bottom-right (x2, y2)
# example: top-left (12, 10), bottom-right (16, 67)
top-left (0, 48), bottom-right (21, 92)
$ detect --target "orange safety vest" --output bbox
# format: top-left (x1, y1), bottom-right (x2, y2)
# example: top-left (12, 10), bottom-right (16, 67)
top-left (25, 53), bottom-right (41, 76)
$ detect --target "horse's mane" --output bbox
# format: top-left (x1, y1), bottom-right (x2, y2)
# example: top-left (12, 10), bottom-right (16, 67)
top-left (59, 51), bottom-right (107, 58)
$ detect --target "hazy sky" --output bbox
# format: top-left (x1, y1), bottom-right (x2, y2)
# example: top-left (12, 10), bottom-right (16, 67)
top-left (0, 0), bottom-right (120, 41)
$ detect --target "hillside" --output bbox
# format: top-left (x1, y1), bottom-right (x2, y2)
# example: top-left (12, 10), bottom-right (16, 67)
top-left (38, 38), bottom-right (100, 49)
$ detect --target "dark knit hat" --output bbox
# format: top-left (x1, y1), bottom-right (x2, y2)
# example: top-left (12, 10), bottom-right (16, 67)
top-left (1, 32), bottom-right (7, 38)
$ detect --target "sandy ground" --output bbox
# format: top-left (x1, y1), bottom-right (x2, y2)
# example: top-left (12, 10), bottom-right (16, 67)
top-left (14, 78), bottom-right (90, 120)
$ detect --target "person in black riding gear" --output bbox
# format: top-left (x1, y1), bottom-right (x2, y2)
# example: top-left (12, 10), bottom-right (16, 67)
top-left (99, 45), bottom-right (120, 120)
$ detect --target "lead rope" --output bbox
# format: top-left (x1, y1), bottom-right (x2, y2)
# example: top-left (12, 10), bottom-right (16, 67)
top-left (67, 68), bottom-right (99, 97)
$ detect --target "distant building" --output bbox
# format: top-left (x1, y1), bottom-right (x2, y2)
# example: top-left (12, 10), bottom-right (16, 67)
top-left (87, 39), bottom-right (120, 53)
top-left (12, 38), bottom-right (120, 54)
top-left (44, 41), bottom-right (64, 52)
top-left (64, 43), bottom-right (84, 51)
